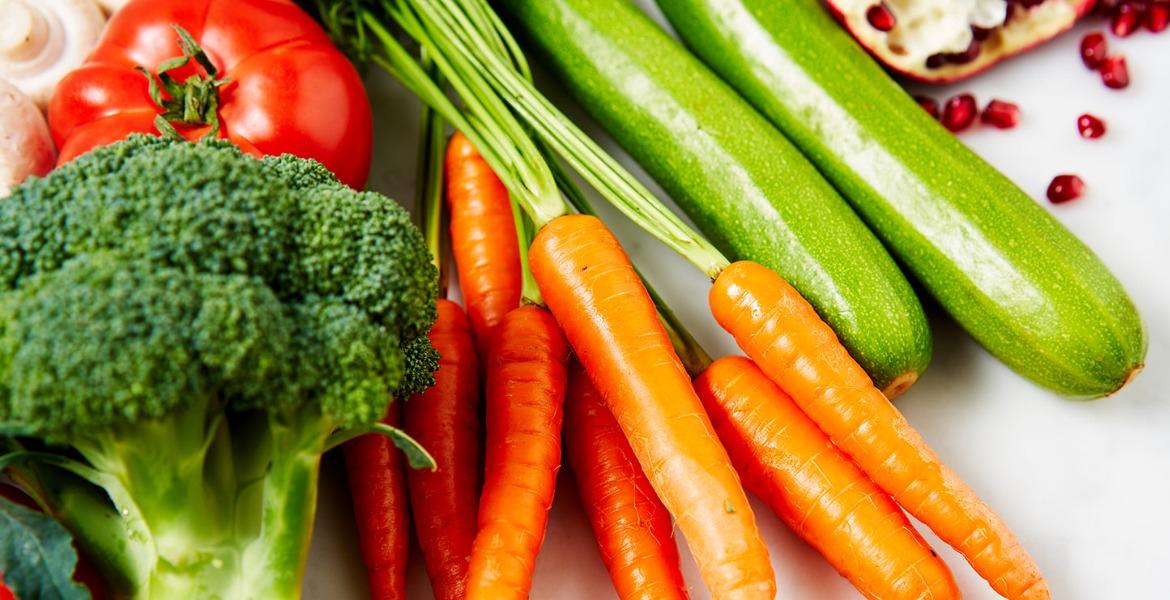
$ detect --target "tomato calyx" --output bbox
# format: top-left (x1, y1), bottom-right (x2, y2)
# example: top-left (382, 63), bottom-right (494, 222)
top-left (135, 25), bottom-right (232, 140)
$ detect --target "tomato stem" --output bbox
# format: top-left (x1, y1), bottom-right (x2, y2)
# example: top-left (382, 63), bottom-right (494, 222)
top-left (135, 25), bottom-right (231, 140)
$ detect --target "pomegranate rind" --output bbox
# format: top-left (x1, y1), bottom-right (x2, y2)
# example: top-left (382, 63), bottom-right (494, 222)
top-left (829, 0), bottom-right (1096, 82)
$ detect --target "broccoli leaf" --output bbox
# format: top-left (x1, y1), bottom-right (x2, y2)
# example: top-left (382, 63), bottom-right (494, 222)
top-left (0, 496), bottom-right (91, 600)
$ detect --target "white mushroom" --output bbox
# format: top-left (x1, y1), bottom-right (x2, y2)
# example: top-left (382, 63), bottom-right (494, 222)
top-left (94, 0), bottom-right (129, 16)
top-left (0, 0), bottom-right (106, 108)
top-left (0, 77), bottom-right (56, 198)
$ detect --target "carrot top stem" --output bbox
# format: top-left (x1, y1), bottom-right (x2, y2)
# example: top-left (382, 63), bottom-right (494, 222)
top-left (416, 55), bottom-right (449, 296)
top-left (512, 199), bottom-right (543, 306)
top-left (330, 0), bottom-right (728, 277)
top-left (354, 9), bottom-right (565, 228)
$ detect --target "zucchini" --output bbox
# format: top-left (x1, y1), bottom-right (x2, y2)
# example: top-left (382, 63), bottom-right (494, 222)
top-left (498, 0), bottom-right (931, 394)
top-left (657, 0), bottom-right (1146, 398)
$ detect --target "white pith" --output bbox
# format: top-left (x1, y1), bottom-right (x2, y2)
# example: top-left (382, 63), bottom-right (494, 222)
top-left (843, 0), bottom-right (1081, 80)
top-left (885, 0), bottom-right (1007, 61)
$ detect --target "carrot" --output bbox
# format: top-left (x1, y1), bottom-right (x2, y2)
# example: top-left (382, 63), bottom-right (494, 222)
top-left (564, 361), bottom-right (690, 600)
top-left (466, 305), bottom-right (569, 600)
top-left (710, 260), bottom-right (1048, 600)
top-left (695, 355), bottom-right (960, 600)
top-left (445, 131), bottom-right (523, 356)
top-left (530, 214), bottom-right (775, 599)
top-left (343, 403), bottom-right (410, 600)
top-left (403, 299), bottom-right (480, 600)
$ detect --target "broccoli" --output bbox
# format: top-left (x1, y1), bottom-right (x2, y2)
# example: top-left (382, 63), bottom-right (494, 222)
top-left (0, 136), bottom-right (438, 599)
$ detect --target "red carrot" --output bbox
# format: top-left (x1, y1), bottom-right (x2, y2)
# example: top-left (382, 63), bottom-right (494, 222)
top-left (465, 305), bottom-right (570, 600)
top-left (403, 299), bottom-right (480, 600)
top-left (343, 404), bottom-right (409, 599)
top-left (696, 355), bottom-right (959, 600)
top-left (710, 260), bottom-right (1047, 599)
top-left (565, 361), bottom-right (689, 600)
top-left (530, 214), bottom-right (775, 599)
top-left (445, 132), bottom-right (523, 356)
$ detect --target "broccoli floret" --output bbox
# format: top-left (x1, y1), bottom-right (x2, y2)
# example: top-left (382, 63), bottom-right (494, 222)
top-left (0, 136), bottom-right (438, 599)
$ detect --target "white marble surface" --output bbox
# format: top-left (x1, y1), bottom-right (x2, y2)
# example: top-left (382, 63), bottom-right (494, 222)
top-left (302, 3), bottom-right (1170, 598)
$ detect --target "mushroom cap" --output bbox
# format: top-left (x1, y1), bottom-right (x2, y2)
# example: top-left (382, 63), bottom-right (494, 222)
top-left (95, 0), bottom-right (129, 15)
top-left (0, 77), bottom-right (57, 197)
top-left (0, 0), bottom-right (106, 108)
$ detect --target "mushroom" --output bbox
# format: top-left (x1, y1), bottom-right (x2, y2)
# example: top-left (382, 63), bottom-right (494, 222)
top-left (0, 0), bottom-right (106, 108)
top-left (94, 0), bottom-right (129, 15)
top-left (0, 77), bottom-right (56, 198)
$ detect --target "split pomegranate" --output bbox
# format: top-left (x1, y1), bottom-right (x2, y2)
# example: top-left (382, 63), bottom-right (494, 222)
top-left (1100, 54), bottom-right (1130, 88)
top-left (831, 0), bottom-right (1096, 83)
top-left (981, 99), bottom-right (1021, 128)
top-left (1077, 113), bottom-right (1107, 138)
top-left (914, 94), bottom-right (941, 118)
top-left (1080, 32), bottom-right (1108, 68)
top-left (1047, 174), bottom-right (1085, 203)
top-left (941, 93), bottom-right (978, 132)
top-left (867, 3), bottom-right (897, 31)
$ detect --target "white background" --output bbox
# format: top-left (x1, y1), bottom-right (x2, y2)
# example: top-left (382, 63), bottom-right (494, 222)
top-left (303, 3), bottom-right (1170, 598)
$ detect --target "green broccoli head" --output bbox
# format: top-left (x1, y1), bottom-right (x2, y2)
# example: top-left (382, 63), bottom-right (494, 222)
top-left (0, 252), bottom-right (291, 439)
top-left (0, 135), bottom-right (438, 434)
top-left (0, 135), bottom-right (440, 598)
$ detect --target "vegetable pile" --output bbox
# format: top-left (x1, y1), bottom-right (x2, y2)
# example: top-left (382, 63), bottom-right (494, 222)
top-left (0, 0), bottom-right (1153, 598)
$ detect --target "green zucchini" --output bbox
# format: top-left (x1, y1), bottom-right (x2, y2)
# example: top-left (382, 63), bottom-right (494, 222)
top-left (657, 0), bottom-right (1146, 397)
top-left (498, 0), bottom-right (930, 393)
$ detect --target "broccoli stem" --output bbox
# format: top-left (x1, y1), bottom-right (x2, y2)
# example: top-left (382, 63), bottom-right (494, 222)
top-left (239, 414), bottom-right (330, 599)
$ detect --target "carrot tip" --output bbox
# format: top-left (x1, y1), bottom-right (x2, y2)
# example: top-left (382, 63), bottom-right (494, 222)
top-left (882, 371), bottom-right (919, 400)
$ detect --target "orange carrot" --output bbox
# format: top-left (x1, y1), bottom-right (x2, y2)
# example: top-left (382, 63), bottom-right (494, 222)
top-left (565, 361), bottom-right (689, 600)
top-left (466, 305), bottom-right (569, 600)
top-left (445, 132), bottom-right (523, 356)
top-left (403, 299), bottom-right (480, 600)
top-left (695, 355), bottom-right (960, 600)
top-left (530, 214), bottom-right (774, 599)
top-left (343, 403), bottom-right (409, 600)
top-left (710, 260), bottom-right (1047, 600)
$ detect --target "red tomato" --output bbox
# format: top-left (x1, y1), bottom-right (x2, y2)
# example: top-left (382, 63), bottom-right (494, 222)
top-left (48, 0), bottom-right (372, 189)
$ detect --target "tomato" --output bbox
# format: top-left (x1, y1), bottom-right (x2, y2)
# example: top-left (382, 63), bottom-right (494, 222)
top-left (47, 0), bottom-right (372, 189)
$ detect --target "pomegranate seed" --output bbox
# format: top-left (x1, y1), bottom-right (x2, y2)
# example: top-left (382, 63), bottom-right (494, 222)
top-left (1100, 55), bottom-right (1130, 89)
top-left (941, 94), bottom-right (978, 132)
top-left (1047, 174), bottom-right (1085, 204)
top-left (866, 3), bottom-right (896, 31)
top-left (1080, 32), bottom-right (1108, 69)
top-left (1147, 2), bottom-right (1170, 32)
top-left (1112, 4), bottom-right (1141, 36)
top-left (914, 95), bottom-right (940, 119)
top-left (981, 100), bottom-right (1021, 129)
top-left (1077, 114), bottom-right (1107, 138)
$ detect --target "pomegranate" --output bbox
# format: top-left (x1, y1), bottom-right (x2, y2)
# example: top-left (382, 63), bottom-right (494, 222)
top-left (1080, 32), bottom-right (1109, 67)
top-left (1095, 0), bottom-right (1170, 33)
top-left (981, 99), bottom-right (1021, 128)
top-left (1047, 174), bottom-right (1085, 203)
top-left (1100, 54), bottom-right (1130, 88)
top-left (1077, 113), bottom-right (1107, 137)
top-left (1111, 3), bottom-right (1141, 35)
top-left (914, 94), bottom-right (941, 118)
top-left (831, 0), bottom-right (1097, 83)
top-left (1148, 2), bottom-right (1170, 32)
top-left (941, 93), bottom-right (978, 131)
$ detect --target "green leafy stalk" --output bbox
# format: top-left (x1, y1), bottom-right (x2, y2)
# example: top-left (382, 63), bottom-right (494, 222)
top-left (401, 0), bottom-right (729, 278)
top-left (416, 54), bottom-right (449, 294)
